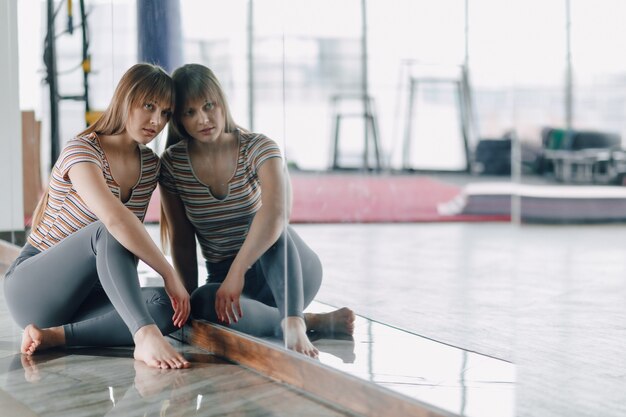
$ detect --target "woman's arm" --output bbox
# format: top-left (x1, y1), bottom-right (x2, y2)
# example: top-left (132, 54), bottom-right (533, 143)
top-left (160, 187), bottom-right (199, 293)
top-left (69, 162), bottom-right (190, 327)
top-left (215, 157), bottom-right (287, 323)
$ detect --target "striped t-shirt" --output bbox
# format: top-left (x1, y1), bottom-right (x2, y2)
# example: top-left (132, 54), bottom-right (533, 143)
top-left (28, 133), bottom-right (160, 251)
top-left (159, 130), bottom-right (282, 263)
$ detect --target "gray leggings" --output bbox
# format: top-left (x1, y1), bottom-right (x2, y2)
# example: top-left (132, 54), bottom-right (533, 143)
top-left (3, 221), bottom-right (176, 347)
top-left (190, 226), bottom-right (322, 337)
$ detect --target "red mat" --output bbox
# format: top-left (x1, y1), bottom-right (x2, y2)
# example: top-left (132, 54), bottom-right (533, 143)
top-left (288, 174), bottom-right (508, 223)
top-left (145, 174), bottom-right (508, 223)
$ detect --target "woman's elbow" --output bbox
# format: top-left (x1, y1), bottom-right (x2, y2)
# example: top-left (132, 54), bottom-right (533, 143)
top-left (98, 209), bottom-right (128, 233)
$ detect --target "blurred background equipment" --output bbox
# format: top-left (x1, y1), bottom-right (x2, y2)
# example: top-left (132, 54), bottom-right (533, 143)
top-left (44, 0), bottom-right (92, 170)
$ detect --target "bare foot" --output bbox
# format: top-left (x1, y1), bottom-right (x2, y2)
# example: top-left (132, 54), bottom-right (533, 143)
top-left (282, 316), bottom-right (319, 358)
top-left (21, 324), bottom-right (65, 355)
top-left (133, 324), bottom-right (190, 370)
top-left (305, 307), bottom-right (355, 335)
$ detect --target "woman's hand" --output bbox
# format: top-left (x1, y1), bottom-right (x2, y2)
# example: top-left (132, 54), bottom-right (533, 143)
top-left (215, 273), bottom-right (244, 324)
top-left (164, 272), bottom-right (191, 328)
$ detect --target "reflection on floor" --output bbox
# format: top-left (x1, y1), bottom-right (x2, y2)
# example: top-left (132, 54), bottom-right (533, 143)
top-left (307, 301), bottom-right (514, 417)
top-left (295, 223), bottom-right (626, 417)
top-left (0, 266), bottom-right (353, 417)
top-left (179, 300), bottom-right (514, 417)
top-left (0, 347), bottom-right (361, 417)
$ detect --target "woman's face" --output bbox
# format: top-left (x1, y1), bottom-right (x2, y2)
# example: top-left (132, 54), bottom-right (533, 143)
top-left (126, 100), bottom-right (172, 145)
top-left (180, 96), bottom-right (225, 143)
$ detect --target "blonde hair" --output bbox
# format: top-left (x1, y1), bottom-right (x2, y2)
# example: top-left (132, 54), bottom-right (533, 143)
top-left (30, 63), bottom-right (175, 231)
top-left (160, 64), bottom-right (239, 252)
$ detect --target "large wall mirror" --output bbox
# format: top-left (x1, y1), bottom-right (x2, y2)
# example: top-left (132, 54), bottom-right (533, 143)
top-left (15, 0), bottom-right (519, 415)
top-left (15, 0), bottom-right (518, 415)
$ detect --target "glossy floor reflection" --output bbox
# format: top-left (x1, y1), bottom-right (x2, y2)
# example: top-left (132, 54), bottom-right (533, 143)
top-left (294, 223), bottom-right (626, 417)
top-left (0, 347), bottom-right (355, 417)
top-left (307, 301), bottom-right (514, 417)
top-left (0, 266), bottom-right (354, 417)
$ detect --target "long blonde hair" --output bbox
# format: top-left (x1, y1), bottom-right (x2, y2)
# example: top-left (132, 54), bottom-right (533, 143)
top-left (160, 64), bottom-right (239, 252)
top-left (30, 63), bottom-right (175, 231)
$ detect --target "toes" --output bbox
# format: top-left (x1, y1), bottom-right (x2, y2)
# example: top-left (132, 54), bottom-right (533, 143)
top-left (176, 356), bottom-right (190, 368)
top-left (145, 358), bottom-right (162, 369)
top-left (167, 359), bottom-right (181, 369)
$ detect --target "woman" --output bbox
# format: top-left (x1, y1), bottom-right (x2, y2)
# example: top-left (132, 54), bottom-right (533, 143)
top-left (160, 63), bottom-right (354, 357)
top-left (4, 63), bottom-right (190, 369)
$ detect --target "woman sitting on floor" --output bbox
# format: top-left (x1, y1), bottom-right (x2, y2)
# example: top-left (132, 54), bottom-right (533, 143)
top-left (159, 63), bottom-right (355, 357)
top-left (4, 63), bottom-right (190, 369)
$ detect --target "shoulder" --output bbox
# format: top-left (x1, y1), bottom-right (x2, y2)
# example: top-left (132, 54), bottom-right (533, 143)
top-left (64, 133), bottom-right (103, 156)
top-left (240, 130), bottom-right (280, 152)
top-left (58, 133), bottom-right (104, 166)
top-left (160, 140), bottom-right (189, 177)
top-left (55, 133), bottom-right (104, 177)
top-left (239, 131), bottom-right (282, 172)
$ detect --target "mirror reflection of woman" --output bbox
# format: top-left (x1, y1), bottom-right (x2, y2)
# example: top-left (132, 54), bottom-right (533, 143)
top-left (3, 64), bottom-right (190, 369)
top-left (160, 63), bottom-right (355, 357)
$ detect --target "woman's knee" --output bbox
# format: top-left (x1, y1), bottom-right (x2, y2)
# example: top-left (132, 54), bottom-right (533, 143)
top-left (291, 231), bottom-right (323, 302)
top-left (90, 221), bottom-right (132, 257)
top-left (89, 221), bottom-right (110, 244)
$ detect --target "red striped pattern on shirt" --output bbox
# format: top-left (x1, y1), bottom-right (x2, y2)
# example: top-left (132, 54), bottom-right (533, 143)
top-left (28, 133), bottom-right (160, 251)
top-left (159, 131), bottom-right (282, 263)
